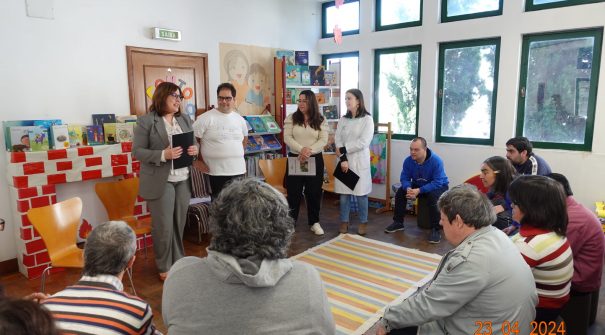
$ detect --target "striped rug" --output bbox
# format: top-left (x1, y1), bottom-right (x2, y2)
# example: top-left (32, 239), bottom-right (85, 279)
top-left (292, 234), bottom-right (442, 335)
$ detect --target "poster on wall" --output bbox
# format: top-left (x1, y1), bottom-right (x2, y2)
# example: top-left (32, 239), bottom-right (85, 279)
top-left (144, 68), bottom-right (198, 120)
top-left (219, 43), bottom-right (275, 116)
top-left (370, 133), bottom-right (387, 184)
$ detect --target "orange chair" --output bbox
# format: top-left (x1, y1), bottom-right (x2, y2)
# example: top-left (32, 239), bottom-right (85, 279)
top-left (94, 177), bottom-right (152, 258)
top-left (464, 174), bottom-right (489, 194)
top-left (258, 157), bottom-right (288, 195)
top-left (322, 153), bottom-right (337, 193)
top-left (27, 197), bottom-right (83, 293)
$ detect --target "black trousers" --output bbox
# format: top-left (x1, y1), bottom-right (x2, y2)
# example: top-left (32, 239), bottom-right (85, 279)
top-left (286, 153), bottom-right (324, 226)
top-left (388, 326), bottom-right (418, 335)
top-left (393, 184), bottom-right (448, 230)
top-left (208, 174), bottom-right (243, 200)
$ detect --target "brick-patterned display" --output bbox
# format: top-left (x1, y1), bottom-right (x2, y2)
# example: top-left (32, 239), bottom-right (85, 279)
top-left (6, 143), bottom-right (151, 279)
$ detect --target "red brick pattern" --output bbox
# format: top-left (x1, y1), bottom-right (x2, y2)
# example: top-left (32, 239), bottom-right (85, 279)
top-left (47, 149), bottom-right (67, 160)
top-left (77, 146), bottom-right (94, 156)
top-left (18, 187), bottom-right (38, 199)
top-left (56, 161), bottom-right (72, 171)
top-left (85, 157), bottom-right (103, 167)
top-left (47, 173), bottom-right (67, 185)
top-left (23, 162), bottom-right (45, 175)
top-left (11, 152), bottom-right (26, 163)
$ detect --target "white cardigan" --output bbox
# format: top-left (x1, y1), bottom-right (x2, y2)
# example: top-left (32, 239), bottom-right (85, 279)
top-left (334, 114), bottom-right (374, 196)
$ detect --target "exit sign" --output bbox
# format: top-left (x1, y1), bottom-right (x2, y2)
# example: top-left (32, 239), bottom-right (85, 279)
top-left (153, 28), bottom-right (181, 41)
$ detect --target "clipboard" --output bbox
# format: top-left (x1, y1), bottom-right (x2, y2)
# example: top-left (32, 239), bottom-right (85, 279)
top-left (333, 161), bottom-right (360, 191)
top-left (171, 131), bottom-right (194, 169)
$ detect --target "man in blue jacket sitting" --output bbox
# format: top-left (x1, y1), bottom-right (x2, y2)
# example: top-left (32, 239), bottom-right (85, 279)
top-left (385, 137), bottom-right (449, 243)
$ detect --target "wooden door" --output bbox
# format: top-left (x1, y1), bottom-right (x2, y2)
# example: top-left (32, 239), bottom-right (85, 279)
top-left (126, 46), bottom-right (209, 119)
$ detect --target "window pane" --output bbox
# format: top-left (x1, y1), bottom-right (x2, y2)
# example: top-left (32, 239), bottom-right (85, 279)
top-left (376, 49), bottom-right (420, 136)
top-left (325, 56), bottom-right (359, 113)
top-left (527, 0), bottom-right (605, 10)
top-left (446, 0), bottom-right (500, 17)
top-left (522, 35), bottom-right (597, 144)
top-left (440, 43), bottom-right (498, 140)
top-left (325, 1), bottom-right (360, 36)
top-left (379, 0), bottom-right (421, 26)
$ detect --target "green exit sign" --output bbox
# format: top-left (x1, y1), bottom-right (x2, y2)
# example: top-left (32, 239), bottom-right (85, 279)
top-left (153, 28), bottom-right (181, 41)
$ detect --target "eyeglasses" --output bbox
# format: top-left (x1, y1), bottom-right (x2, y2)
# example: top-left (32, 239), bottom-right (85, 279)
top-left (169, 93), bottom-right (184, 101)
top-left (218, 96), bottom-right (233, 102)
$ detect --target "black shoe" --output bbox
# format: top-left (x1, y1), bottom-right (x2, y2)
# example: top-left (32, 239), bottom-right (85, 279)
top-left (384, 221), bottom-right (405, 233)
top-left (428, 229), bottom-right (441, 244)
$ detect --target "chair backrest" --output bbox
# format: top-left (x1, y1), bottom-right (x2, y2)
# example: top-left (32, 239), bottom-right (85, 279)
top-left (258, 157), bottom-right (288, 189)
top-left (322, 153), bottom-right (337, 192)
top-left (27, 197), bottom-right (82, 262)
top-left (190, 166), bottom-right (212, 198)
top-left (95, 177), bottom-right (138, 220)
top-left (464, 174), bottom-right (489, 194)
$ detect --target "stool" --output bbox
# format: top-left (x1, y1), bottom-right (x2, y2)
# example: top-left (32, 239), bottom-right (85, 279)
top-left (416, 196), bottom-right (431, 229)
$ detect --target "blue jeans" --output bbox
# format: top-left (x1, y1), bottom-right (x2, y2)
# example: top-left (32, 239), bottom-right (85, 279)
top-left (340, 195), bottom-right (368, 223)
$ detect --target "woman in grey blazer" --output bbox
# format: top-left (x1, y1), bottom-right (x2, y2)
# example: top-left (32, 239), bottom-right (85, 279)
top-left (133, 82), bottom-right (198, 281)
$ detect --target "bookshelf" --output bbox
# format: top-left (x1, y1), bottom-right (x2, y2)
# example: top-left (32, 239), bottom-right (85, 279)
top-left (244, 114), bottom-right (283, 177)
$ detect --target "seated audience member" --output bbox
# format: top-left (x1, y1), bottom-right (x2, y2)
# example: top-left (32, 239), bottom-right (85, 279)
top-left (43, 221), bottom-right (160, 335)
top-left (479, 156), bottom-right (517, 230)
top-left (162, 178), bottom-right (335, 335)
top-left (0, 298), bottom-right (59, 335)
top-left (377, 184), bottom-right (537, 335)
top-left (548, 173), bottom-right (605, 334)
top-left (509, 175), bottom-right (573, 323)
top-left (505, 136), bottom-right (552, 175)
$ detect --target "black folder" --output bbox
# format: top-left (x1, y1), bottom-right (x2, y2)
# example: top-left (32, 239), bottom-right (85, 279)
top-left (171, 131), bottom-right (194, 169)
top-left (333, 161), bottom-right (360, 191)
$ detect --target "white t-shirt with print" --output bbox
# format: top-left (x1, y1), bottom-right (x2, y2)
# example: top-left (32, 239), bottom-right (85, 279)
top-left (193, 109), bottom-right (248, 176)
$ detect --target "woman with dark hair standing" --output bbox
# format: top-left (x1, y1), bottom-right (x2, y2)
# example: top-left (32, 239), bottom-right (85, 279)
top-left (479, 156), bottom-right (517, 231)
top-left (283, 90), bottom-right (328, 235)
top-left (133, 81), bottom-right (198, 281)
top-left (335, 89), bottom-right (374, 235)
top-left (509, 175), bottom-right (573, 323)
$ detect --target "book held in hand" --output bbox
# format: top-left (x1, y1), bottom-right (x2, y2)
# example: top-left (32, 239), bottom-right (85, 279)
top-left (288, 157), bottom-right (316, 176)
top-left (333, 162), bottom-right (360, 191)
top-left (171, 131), bottom-right (194, 169)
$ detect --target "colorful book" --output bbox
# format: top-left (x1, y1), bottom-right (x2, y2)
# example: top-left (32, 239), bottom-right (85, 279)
top-left (322, 105), bottom-right (339, 120)
top-left (116, 115), bottom-right (138, 123)
top-left (253, 135), bottom-right (270, 150)
top-left (86, 125), bottom-right (104, 145)
top-left (33, 119), bottom-right (62, 148)
top-left (68, 125), bottom-right (85, 147)
top-left (295, 51), bottom-right (309, 66)
top-left (276, 50), bottom-right (295, 66)
top-left (9, 126), bottom-right (37, 152)
top-left (263, 134), bottom-right (281, 150)
top-left (29, 127), bottom-right (49, 151)
top-left (318, 88), bottom-right (331, 100)
top-left (51, 124), bottom-right (70, 149)
top-left (246, 136), bottom-right (261, 152)
top-left (3, 120), bottom-right (35, 150)
top-left (245, 119), bottom-right (254, 133)
top-left (300, 66), bottom-right (311, 85)
top-left (316, 93), bottom-right (326, 104)
top-left (310, 65), bottom-right (325, 86)
top-left (285, 65), bottom-right (302, 85)
top-left (259, 115), bottom-right (280, 133)
top-left (92, 114), bottom-right (116, 126)
top-left (246, 116), bottom-right (267, 133)
top-left (116, 123), bottom-right (134, 142)
top-left (103, 123), bottom-right (117, 144)
top-left (324, 71), bottom-right (337, 86)
top-left (286, 88), bottom-right (298, 104)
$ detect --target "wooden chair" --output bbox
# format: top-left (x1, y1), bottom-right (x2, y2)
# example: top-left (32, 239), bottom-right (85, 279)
top-left (258, 157), bottom-right (288, 195)
top-left (322, 153), bottom-right (337, 193)
top-left (464, 174), bottom-right (489, 194)
top-left (27, 197), bottom-right (84, 293)
top-left (94, 177), bottom-right (152, 259)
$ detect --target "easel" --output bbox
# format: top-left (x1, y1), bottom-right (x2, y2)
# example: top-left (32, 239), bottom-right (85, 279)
top-left (375, 122), bottom-right (392, 214)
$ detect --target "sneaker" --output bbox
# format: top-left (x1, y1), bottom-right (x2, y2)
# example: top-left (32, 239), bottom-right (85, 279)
top-left (428, 228), bottom-right (441, 244)
top-left (310, 222), bottom-right (325, 235)
top-left (384, 221), bottom-right (405, 233)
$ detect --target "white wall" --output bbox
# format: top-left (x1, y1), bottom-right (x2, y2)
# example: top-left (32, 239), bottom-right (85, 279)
top-left (317, 0), bottom-right (605, 209)
top-left (0, 0), bottom-right (322, 262)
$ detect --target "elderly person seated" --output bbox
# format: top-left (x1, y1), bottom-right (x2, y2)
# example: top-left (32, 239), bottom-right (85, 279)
top-left (43, 221), bottom-right (160, 335)
top-left (162, 178), bottom-right (335, 334)
top-left (377, 184), bottom-right (537, 335)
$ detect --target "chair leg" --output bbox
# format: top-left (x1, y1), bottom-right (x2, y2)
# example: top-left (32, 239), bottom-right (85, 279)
top-left (126, 267), bottom-right (137, 296)
top-left (40, 265), bottom-right (52, 294)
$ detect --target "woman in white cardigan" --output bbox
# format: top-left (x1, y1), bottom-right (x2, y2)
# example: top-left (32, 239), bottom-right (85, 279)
top-left (335, 89), bottom-right (374, 235)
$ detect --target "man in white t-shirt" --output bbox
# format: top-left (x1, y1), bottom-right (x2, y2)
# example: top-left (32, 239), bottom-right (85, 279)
top-left (193, 83), bottom-right (248, 199)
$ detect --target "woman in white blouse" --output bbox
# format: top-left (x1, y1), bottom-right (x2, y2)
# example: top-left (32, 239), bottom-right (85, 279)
top-left (283, 90), bottom-right (328, 235)
top-left (335, 89), bottom-right (374, 235)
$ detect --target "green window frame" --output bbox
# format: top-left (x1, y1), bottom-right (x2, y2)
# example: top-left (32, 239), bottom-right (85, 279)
top-left (441, 0), bottom-right (503, 23)
top-left (516, 28), bottom-right (603, 151)
top-left (373, 46), bottom-right (421, 140)
top-left (526, 0), bottom-right (605, 11)
top-left (322, 0), bottom-right (360, 39)
top-left (436, 38), bottom-right (501, 145)
top-left (375, 0), bottom-right (423, 32)
top-left (322, 52), bottom-right (360, 113)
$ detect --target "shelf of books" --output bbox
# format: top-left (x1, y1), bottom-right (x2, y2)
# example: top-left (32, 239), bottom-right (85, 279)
top-left (3, 114), bottom-right (137, 153)
top-left (243, 114), bottom-right (283, 178)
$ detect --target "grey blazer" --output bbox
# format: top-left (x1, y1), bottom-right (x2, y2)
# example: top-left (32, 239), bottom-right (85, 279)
top-left (133, 111), bottom-right (194, 200)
